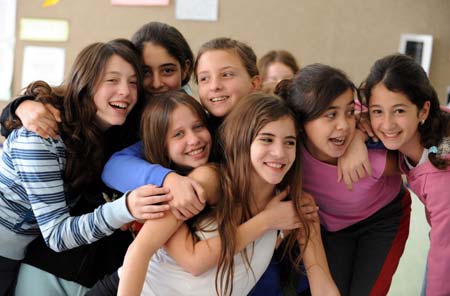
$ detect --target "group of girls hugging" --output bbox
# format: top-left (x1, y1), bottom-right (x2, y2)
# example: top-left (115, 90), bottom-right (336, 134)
top-left (0, 20), bottom-right (448, 296)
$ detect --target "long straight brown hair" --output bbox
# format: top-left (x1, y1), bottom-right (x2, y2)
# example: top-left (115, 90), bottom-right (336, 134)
top-left (215, 92), bottom-right (310, 295)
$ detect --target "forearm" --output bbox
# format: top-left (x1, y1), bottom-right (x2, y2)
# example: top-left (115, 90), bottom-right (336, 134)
top-left (118, 214), bottom-right (182, 296)
top-left (166, 212), bottom-right (270, 275)
top-left (302, 222), bottom-right (339, 296)
top-left (42, 195), bottom-right (134, 251)
top-left (0, 95), bottom-right (34, 137)
top-left (102, 141), bottom-right (172, 192)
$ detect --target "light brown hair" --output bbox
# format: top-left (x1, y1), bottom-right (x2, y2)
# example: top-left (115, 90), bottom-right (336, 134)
top-left (216, 92), bottom-right (310, 295)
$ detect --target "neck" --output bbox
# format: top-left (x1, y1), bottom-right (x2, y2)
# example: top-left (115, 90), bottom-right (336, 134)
top-left (250, 175), bottom-right (275, 214)
top-left (399, 132), bottom-right (424, 166)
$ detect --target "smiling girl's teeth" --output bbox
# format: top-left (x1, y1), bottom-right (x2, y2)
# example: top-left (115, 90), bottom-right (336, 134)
top-left (330, 137), bottom-right (345, 145)
top-left (383, 132), bottom-right (399, 137)
top-left (110, 102), bottom-right (127, 110)
top-left (210, 96), bottom-right (228, 102)
top-left (265, 162), bottom-right (283, 169)
top-left (187, 147), bottom-right (204, 156)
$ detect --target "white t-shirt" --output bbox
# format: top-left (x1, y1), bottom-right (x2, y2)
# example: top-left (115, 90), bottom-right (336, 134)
top-left (133, 221), bottom-right (277, 296)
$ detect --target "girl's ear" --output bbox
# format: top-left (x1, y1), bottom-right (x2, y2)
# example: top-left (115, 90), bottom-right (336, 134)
top-left (182, 60), bottom-right (192, 81)
top-left (420, 100), bottom-right (431, 122)
top-left (250, 75), bottom-right (261, 91)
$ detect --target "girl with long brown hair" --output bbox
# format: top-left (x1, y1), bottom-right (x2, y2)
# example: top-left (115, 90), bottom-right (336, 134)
top-left (0, 39), bottom-right (164, 296)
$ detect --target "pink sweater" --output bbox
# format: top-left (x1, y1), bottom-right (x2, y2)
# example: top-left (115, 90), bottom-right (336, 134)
top-left (400, 154), bottom-right (450, 296)
top-left (302, 147), bottom-right (402, 231)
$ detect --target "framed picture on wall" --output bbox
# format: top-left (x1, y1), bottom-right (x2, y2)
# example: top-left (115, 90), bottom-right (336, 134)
top-left (399, 34), bottom-right (433, 76)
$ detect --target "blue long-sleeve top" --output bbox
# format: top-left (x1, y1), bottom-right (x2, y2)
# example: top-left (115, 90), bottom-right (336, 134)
top-left (101, 141), bottom-right (173, 193)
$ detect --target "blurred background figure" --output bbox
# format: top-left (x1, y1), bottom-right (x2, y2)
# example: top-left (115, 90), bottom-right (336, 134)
top-left (258, 50), bottom-right (299, 93)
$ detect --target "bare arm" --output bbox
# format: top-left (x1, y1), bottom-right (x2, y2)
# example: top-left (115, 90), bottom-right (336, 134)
top-left (301, 193), bottom-right (340, 296)
top-left (117, 165), bottom-right (219, 295)
top-left (16, 100), bottom-right (61, 139)
top-left (118, 213), bottom-right (183, 296)
top-left (165, 188), bottom-right (301, 275)
top-left (337, 129), bottom-right (371, 191)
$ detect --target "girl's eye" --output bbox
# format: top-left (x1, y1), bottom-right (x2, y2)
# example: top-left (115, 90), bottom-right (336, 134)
top-left (129, 80), bottom-right (137, 85)
top-left (325, 112), bottom-right (336, 119)
top-left (223, 72), bottom-right (234, 78)
top-left (370, 109), bottom-right (382, 115)
top-left (161, 68), bottom-right (176, 76)
top-left (193, 123), bottom-right (205, 130)
top-left (285, 140), bottom-right (296, 146)
top-left (174, 130), bottom-right (184, 138)
top-left (143, 67), bottom-right (151, 77)
top-left (347, 109), bottom-right (356, 116)
top-left (106, 78), bottom-right (118, 83)
top-left (198, 76), bottom-right (209, 83)
top-left (260, 137), bottom-right (273, 143)
top-left (394, 108), bottom-right (405, 114)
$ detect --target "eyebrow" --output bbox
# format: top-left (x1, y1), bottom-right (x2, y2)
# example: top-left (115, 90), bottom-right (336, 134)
top-left (369, 103), bottom-right (409, 108)
top-left (327, 100), bottom-right (355, 110)
top-left (258, 132), bottom-right (297, 140)
top-left (159, 63), bottom-right (177, 68)
top-left (104, 71), bottom-right (136, 77)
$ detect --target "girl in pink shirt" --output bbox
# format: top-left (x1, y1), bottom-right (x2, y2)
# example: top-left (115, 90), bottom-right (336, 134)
top-left (363, 53), bottom-right (450, 296)
top-left (277, 63), bottom-right (411, 296)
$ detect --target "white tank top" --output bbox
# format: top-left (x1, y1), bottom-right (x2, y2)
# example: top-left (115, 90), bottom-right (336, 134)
top-left (137, 222), bottom-right (277, 296)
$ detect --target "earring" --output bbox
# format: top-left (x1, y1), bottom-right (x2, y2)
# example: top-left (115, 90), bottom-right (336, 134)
top-left (421, 119), bottom-right (425, 126)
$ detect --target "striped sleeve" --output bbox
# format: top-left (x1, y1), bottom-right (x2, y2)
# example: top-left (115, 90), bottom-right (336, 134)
top-left (10, 131), bottom-right (134, 252)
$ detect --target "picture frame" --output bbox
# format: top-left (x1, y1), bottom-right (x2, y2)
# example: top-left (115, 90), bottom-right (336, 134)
top-left (399, 33), bottom-right (433, 76)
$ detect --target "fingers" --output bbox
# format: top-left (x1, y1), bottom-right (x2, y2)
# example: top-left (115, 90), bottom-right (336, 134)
top-left (364, 161), bottom-right (372, 177)
top-left (33, 118), bottom-right (59, 140)
top-left (128, 185), bottom-right (173, 220)
top-left (274, 188), bottom-right (289, 201)
top-left (46, 104), bottom-right (62, 122)
top-left (343, 173), bottom-right (353, 191)
top-left (170, 207), bottom-right (192, 221)
top-left (190, 180), bottom-right (207, 208)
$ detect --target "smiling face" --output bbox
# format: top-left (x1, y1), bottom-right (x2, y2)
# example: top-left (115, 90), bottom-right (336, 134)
top-left (142, 42), bottom-right (187, 94)
top-left (93, 54), bottom-right (138, 131)
top-left (196, 49), bottom-right (259, 118)
top-left (250, 116), bottom-right (297, 186)
top-left (165, 104), bottom-right (212, 168)
top-left (369, 82), bottom-right (430, 160)
top-left (303, 88), bottom-right (356, 164)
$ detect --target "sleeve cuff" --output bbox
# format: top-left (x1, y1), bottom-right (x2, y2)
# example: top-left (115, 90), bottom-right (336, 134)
top-left (102, 191), bottom-right (135, 228)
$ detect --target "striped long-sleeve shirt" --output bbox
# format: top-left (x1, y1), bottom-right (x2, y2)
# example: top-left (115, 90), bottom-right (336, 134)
top-left (0, 128), bottom-right (134, 260)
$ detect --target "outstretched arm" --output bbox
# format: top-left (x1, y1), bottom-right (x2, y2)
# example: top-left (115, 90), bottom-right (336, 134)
top-left (102, 141), bottom-right (206, 220)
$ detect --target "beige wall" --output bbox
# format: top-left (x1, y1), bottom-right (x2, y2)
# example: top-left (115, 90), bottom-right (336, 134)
top-left (8, 0), bottom-right (450, 104)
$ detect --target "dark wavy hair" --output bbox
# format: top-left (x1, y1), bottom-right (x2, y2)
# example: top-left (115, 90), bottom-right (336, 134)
top-left (275, 63), bottom-right (356, 143)
top-left (131, 22), bottom-right (194, 86)
top-left (361, 54), bottom-right (450, 169)
top-left (22, 39), bottom-right (144, 194)
top-left (216, 92), bottom-right (309, 295)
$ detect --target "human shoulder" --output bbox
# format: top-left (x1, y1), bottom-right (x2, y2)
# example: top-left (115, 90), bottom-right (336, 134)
top-left (188, 163), bottom-right (221, 205)
top-left (7, 127), bottom-right (65, 154)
